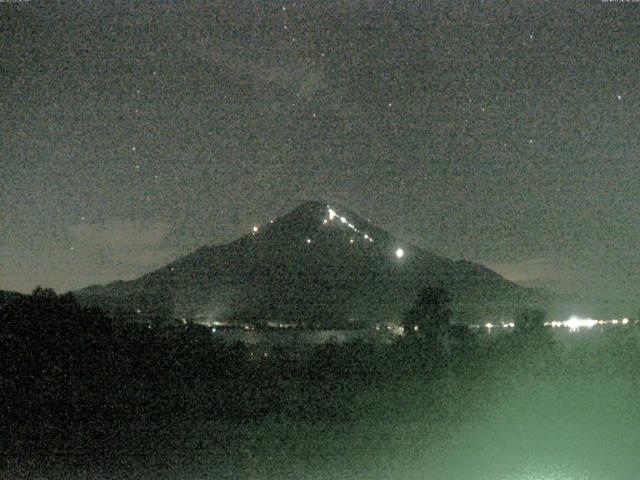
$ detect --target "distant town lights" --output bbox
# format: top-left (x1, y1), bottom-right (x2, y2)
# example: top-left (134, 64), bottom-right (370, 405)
top-left (564, 316), bottom-right (598, 332)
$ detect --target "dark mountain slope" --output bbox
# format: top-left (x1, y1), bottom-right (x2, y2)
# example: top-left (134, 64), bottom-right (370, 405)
top-left (76, 201), bottom-right (550, 326)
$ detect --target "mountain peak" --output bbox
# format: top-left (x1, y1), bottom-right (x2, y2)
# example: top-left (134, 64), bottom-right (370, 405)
top-left (262, 200), bottom-right (385, 248)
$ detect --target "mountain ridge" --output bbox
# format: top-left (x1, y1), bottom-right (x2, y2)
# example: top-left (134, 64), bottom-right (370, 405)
top-left (75, 201), bottom-right (553, 326)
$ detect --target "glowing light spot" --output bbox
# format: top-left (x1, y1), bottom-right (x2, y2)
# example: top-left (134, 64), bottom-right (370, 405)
top-left (622, 318), bottom-right (629, 325)
top-left (328, 209), bottom-right (336, 220)
top-left (395, 248), bottom-right (404, 258)
top-left (323, 219), bottom-right (328, 224)
top-left (340, 216), bottom-right (347, 223)
top-left (350, 239), bottom-right (354, 244)
top-left (564, 316), bottom-right (598, 332)
top-left (306, 238), bottom-right (312, 244)
top-left (252, 226), bottom-right (259, 233)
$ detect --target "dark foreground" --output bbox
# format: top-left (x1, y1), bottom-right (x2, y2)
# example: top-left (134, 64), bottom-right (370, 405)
top-left (3, 299), bottom-right (640, 479)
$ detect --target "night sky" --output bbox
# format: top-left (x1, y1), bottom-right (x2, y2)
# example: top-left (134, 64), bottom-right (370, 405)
top-left (2, 1), bottom-right (639, 313)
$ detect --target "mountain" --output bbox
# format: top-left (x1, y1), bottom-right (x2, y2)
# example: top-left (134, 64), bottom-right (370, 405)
top-left (76, 201), bottom-right (552, 327)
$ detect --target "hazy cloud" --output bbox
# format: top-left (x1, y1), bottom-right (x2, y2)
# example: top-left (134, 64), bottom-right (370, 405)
top-left (69, 220), bottom-right (180, 270)
top-left (485, 257), bottom-right (574, 284)
top-left (70, 220), bottom-right (170, 249)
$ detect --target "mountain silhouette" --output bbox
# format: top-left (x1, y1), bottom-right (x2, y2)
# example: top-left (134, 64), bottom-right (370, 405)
top-left (76, 201), bottom-right (550, 327)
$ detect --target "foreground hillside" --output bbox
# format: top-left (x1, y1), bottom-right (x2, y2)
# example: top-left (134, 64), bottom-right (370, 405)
top-left (3, 292), bottom-right (640, 479)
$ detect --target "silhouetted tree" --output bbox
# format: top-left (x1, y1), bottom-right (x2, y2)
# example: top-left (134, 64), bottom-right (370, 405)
top-left (399, 287), bottom-right (453, 370)
top-left (403, 286), bottom-right (452, 337)
top-left (514, 307), bottom-right (547, 335)
top-left (32, 285), bottom-right (58, 300)
top-left (510, 307), bottom-right (558, 373)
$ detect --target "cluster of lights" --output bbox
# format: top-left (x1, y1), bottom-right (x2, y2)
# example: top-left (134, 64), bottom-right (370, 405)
top-left (473, 316), bottom-right (632, 333)
top-left (325, 205), bottom-right (374, 244)
top-left (549, 316), bottom-right (629, 332)
top-left (482, 322), bottom-right (516, 331)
